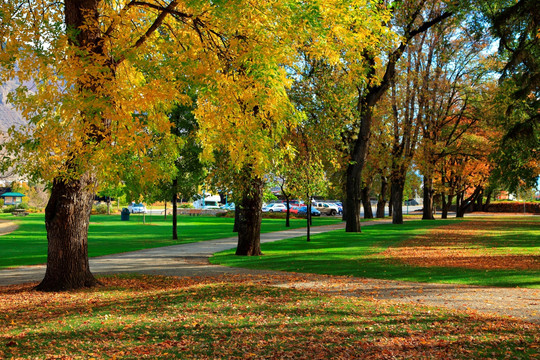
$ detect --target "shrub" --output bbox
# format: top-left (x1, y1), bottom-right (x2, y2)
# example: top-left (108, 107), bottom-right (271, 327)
top-left (2, 205), bottom-right (16, 213)
top-left (16, 202), bottom-right (29, 210)
top-left (94, 204), bottom-right (108, 214)
top-left (179, 203), bottom-right (194, 209)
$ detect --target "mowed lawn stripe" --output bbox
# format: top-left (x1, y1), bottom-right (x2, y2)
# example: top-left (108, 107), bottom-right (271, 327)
top-left (211, 217), bottom-right (540, 288)
top-left (0, 213), bottom-right (341, 269)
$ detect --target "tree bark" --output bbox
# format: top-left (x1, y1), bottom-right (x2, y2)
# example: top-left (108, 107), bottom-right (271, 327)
top-left (36, 174), bottom-right (99, 291)
top-left (233, 206), bottom-right (239, 232)
top-left (483, 189), bottom-right (493, 211)
top-left (391, 178), bottom-right (405, 224)
top-left (361, 185), bottom-right (373, 219)
top-left (456, 186), bottom-right (482, 218)
top-left (376, 176), bottom-right (387, 218)
top-left (441, 194), bottom-right (453, 219)
top-left (172, 178), bottom-right (178, 240)
top-left (422, 175), bottom-right (435, 220)
top-left (473, 189), bottom-right (483, 212)
top-left (345, 156), bottom-right (363, 232)
top-left (388, 186), bottom-right (393, 217)
top-left (285, 196), bottom-right (291, 227)
top-left (306, 196), bottom-right (311, 242)
top-left (235, 176), bottom-right (264, 256)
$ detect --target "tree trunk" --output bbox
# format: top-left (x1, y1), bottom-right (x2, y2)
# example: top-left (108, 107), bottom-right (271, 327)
top-left (235, 176), bottom-right (264, 256)
top-left (361, 185), bottom-right (373, 219)
top-left (376, 176), bottom-right (387, 218)
top-left (36, 174), bottom-right (99, 291)
top-left (172, 178), bottom-right (178, 240)
top-left (306, 197), bottom-right (311, 242)
top-left (164, 200), bottom-right (167, 219)
top-left (36, 0), bottom-right (106, 292)
top-left (473, 190), bottom-right (483, 212)
top-left (345, 162), bottom-right (363, 232)
top-left (285, 196), bottom-right (291, 227)
top-left (422, 176), bottom-right (435, 220)
top-left (388, 187), bottom-right (393, 217)
top-left (106, 196), bottom-right (111, 215)
top-left (456, 186), bottom-right (482, 218)
top-left (483, 189), bottom-right (493, 211)
top-left (442, 194), bottom-right (452, 219)
top-left (391, 179), bottom-right (405, 224)
top-left (233, 207), bottom-right (239, 233)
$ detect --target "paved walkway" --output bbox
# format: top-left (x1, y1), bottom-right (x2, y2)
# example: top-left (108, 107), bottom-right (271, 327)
top-left (1, 220), bottom-right (538, 324)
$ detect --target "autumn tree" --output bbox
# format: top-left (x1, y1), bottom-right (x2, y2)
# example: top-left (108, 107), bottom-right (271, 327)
top-left (475, 0), bottom-right (540, 193)
top-left (285, 53), bottom-right (350, 225)
top-left (419, 25), bottom-right (491, 219)
top-left (341, 0), bottom-right (456, 232)
top-left (0, 0), bottom-right (327, 287)
top-left (1, 0), bottom-right (196, 290)
top-left (168, 102), bottom-right (205, 239)
top-left (385, 34), bottom-right (427, 224)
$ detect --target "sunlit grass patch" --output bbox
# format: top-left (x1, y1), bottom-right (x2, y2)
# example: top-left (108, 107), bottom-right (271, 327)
top-left (212, 217), bottom-right (540, 288)
top-left (0, 213), bottom-right (341, 269)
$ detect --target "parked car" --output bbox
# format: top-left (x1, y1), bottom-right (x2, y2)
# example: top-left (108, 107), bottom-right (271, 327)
top-left (128, 203), bottom-right (146, 213)
top-left (297, 206), bottom-right (321, 216)
top-left (333, 202), bottom-right (343, 214)
top-left (262, 203), bottom-right (287, 212)
top-left (287, 204), bottom-right (300, 214)
top-left (313, 202), bottom-right (339, 216)
top-left (404, 199), bottom-right (419, 206)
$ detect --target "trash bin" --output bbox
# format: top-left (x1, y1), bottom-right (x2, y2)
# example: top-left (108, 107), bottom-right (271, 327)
top-left (121, 208), bottom-right (130, 221)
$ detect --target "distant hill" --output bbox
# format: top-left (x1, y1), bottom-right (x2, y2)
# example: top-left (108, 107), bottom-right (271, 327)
top-left (0, 80), bottom-right (29, 185)
top-left (0, 79), bottom-right (29, 133)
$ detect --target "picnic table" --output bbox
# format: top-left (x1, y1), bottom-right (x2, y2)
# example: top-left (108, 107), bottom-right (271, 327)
top-left (12, 209), bottom-right (29, 216)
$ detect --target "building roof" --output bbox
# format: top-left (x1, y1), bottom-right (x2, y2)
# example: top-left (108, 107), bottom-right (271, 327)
top-left (0, 192), bottom-right (25, 197)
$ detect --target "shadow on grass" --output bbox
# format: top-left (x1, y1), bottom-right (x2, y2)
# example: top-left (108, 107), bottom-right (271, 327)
top-left (1, 276), bottom-right (537, 359)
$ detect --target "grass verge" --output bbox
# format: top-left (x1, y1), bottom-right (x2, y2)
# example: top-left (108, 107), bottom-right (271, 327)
top-left (211, 217), bottom-right (540, 288)
top-left (0, 213), bottom-right (341, 269)
top-left (1, 275), bottom-right (537, 359)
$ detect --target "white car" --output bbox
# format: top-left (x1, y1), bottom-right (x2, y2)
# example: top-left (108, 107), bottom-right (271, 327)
top-left (128, 203), bottom-right (146, 213)
top-left (262, 203), bottom-right (287, 212)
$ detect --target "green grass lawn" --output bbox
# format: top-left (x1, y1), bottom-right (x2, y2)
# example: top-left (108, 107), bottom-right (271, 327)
top-left (211, 217), bottom-right (540, 288)
top-left (1, 275), bottom-right (537, 359)
top-left (0, 213), bottom-right (341, 269)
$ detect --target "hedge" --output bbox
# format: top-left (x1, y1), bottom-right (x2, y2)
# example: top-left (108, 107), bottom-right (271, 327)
top-left (486, 202), bottom-right (540, 214)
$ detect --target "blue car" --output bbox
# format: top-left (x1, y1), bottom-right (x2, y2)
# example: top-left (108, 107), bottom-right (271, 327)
top-left (297, 206), bottom-right (321, 216)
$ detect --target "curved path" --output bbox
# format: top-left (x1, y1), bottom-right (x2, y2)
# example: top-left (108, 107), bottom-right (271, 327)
top-left (0, 220), bottom-right (19, 235)
top-left (0, 220), bottom-right (538, 324)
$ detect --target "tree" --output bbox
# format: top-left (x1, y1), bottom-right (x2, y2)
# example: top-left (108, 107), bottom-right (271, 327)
top-left (169, 102), bottom-right (205, 240)
top-left (2, 0), bottom-right (187, 290)
top-left (479, 0), bottom-right (540, 193)
top-left (410, 16), bottom-right (491, 220)
top-left (1, 0), bottom-right (310, 287)
top-left (342, 0), bottom-right (455, 232)
top-left (386, 36), bottom-right (425, 224)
